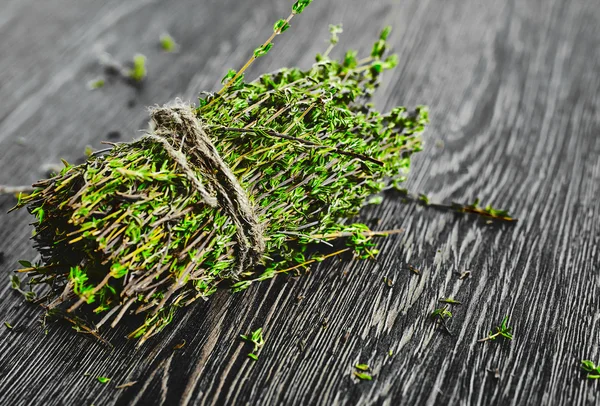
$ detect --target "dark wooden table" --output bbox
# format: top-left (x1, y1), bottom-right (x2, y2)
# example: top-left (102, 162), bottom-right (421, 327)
top-left (1, 0), bottom-right (599, 404)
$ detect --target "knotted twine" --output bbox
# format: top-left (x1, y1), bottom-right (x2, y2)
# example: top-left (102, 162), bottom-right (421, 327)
top-left (143, 103), bottom-right (265, 278)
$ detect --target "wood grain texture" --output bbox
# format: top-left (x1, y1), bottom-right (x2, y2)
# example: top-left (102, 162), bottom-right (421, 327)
top-left (0, 0), bottom-right (599, 404)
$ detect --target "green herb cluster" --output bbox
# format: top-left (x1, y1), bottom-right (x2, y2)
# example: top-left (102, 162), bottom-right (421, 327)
top-left (13, 0), bottom-right (427, 344)
top-left (478, 316), bottom-right (513, 342)
top-left (431, 305), bottom-right (453, 334)
top-left (240, 328), bottom-right (265, 360)
top-left (581, 360), bottom-right (600, 379)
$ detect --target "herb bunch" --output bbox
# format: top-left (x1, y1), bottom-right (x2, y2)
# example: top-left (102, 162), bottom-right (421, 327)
top-left (13, 0), bottom-right (428, 344)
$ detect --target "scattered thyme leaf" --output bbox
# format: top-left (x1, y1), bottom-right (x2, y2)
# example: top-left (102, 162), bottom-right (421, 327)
top-left (431, 306), bottom-right (452, 320)
top-left (160, 33), bottom-right (178, 52)
top-left (388, 350), bottom-right (393, 357)
top-left (4, 321), bottom-right (13, 329)
top-left (128, 54), bottom-right (147, 82)
top-left (431, 305), bottom-right (453, 334)
top-left (87, 78), bottom-right (105, 90)
top-left (97, 376), bottom-right (111, 384)
top-left (439, 298), bottom-right (461, 305)
top-left (355, 363), bottom-right (369, 371)
top-left (408, 265), bottom-right (420, 275)
top-left (353, 371), bottom-right (373, 381)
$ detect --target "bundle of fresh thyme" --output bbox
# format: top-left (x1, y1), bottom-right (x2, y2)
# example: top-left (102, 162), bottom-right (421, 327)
top-left (12, 0), bottom-right (428, 344)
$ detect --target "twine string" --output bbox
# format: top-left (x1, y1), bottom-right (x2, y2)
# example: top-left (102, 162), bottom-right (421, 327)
top-left (144, 104), bottom-right (265, 277)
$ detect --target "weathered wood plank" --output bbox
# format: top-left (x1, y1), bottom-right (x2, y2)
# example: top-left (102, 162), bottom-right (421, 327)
top-left (0, 0), bottom-right (599, 404)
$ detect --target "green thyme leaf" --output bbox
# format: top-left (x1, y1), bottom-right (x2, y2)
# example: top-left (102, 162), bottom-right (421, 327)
top-left (380, 26), bottom-right (392, 40)
top-left (353, 371), bottom-right (373, 381)
top-left (160, 33), bottom-right (178, 52)
top-left (439, 298), bottom-right (461, 305)
top-left (128, 54), bottom-right (147, 82)
top-left (253, 43), bottom-right (274, 58)
top-left (88, 78), bottom-right (105, 90)
top-left (273, 19), bottom-right (290, 33)
top-left (328, 24), bottom-right (343, 45)
top-left (10, 275), bottom-right (20, 289)
top-left (292, 0), bottom-right (312, 14)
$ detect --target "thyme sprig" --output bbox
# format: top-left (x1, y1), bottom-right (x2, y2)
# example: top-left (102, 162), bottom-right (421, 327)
top-left (581, 360), bottom-right (600, 379)
top-left (217, 0), bottom-right (310, 96)
top-left (451, 198), bottom-right (515, 222)
top-left (478, 316), bottom-right (513, 342)
top-left (241, 328), bottom-right (265, 360)
top-left (10, 274), bottom-right (36, 302)
top-left (393, 190), bottom-right (516, 222)
top-left (431, 305), bottom-right (453, 334)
